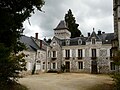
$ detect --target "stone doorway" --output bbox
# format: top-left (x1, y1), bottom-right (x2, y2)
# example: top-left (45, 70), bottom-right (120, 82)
top-left (91, 60), bottom-right (98, 74)
top-left (65, 61), bottom-right (70, 72)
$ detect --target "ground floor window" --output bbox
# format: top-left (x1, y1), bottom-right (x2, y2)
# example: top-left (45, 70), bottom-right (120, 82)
top-left (110, 62), bottom-right (115, 70)
top-left (48, 62), bottom-right (50, 69)
top-left (43, 62), bottom-right (45, 70)
top-left (53, 63), bottom-right (56, 69)
top-left (78, 61), bottom-right (83, 69)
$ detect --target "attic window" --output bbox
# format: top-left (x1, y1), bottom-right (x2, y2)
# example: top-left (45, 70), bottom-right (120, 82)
top-left (78, 39), bottom-right (82, 45)
top-left (66, 40), bottom-right (70, 45)
top-left (53, 42), bottom-right (56, 45)
top-left (92, 37), bottom-right (95, 44)
top-left (106, 40), bottom-right (108, 42)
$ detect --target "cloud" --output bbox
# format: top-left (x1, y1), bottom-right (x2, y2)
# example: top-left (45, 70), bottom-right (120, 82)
top-left (23, 0), bottom-right (113, 38)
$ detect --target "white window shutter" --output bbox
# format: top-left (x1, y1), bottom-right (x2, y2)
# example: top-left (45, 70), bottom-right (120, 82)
top-left (56, 51), bottom-right (57, 57)
top-left (96, 49), bottom-right (99, 57)
top-left (51, 63), bottom-right (53, 69)
top-left (76, 49), bottom-right (78, 57)
top-left (56, 62), bottom-right (57, 69)
top-left (83, 49), bottom-right (85, 57)
top-left (70, 49), bottom-right (72, 57)
top-left (63, 50), bottom-right (65, 57)
top-left (89, 49), bottom-right (91, 57)
top-left (107, 49), bottom-right (110, 57)
top-left (51, 52), bottom-right (53, 57)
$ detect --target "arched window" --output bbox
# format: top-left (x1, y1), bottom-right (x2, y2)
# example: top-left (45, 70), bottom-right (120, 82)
top-left (66, 40), bottom-right (70, 45)
top-left (78, 39), bottom-right (82, 45)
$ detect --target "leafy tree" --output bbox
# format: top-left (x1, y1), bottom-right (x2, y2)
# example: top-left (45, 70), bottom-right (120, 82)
top-left (0, 0), bottom-right (44, 86)
top-left (113, 50), bottom-right (120, 72)
top-left (65, 9), bottom-right (82, 38)
top-left (111, 50), bottom-right (120, 89)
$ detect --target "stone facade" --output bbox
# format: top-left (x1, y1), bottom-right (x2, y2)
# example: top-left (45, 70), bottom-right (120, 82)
top-left (20, 20), bottom-right (116, 74)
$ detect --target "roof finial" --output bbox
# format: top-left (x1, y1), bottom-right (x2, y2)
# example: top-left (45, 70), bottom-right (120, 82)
top-left (93, 28), bottom-right (95, 31)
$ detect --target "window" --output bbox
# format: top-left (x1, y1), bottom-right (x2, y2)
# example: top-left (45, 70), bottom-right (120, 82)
top-left (92, 49), bottom-right (96, 58)
top-left (92, 38), bottom-right (95, 44)
top-left (48, 62), bottom-right (50, 69)
top-left (78, 39), bottom-right (82, 45)
top-left (66, 40), bottom-right (70, 45)
top-left (78, 49), bottom-right (82, 58)
top-left (78, 61), bottom-right (83, 69)
top-left (110, 62), bottom-right (115, 70)
top-left (53, 63), bottom-right (56, 69)
top-left (48, 51), bottom-right (51, 57)
top-left (53, 42), bottom-right (56, 45)
top-left (43, 62), bottom-right (45, 70)
top-left (38, 52), bottom-right (40, 58)
top-left (110, 49), bottom-right (112, 57)
top-left (65, 50), bottom-right (70, 58)
top-left (53, 51), bottom-right (56, 57)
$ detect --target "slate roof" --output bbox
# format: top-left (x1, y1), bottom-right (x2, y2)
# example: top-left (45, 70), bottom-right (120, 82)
top-left (20, 35), bottom-right (40, 51)
top-left (61, 37), bottom-right (86, 46)
top-left (98, 33), bottom-right (114, 44)
top-left (54, 20), bottom-right (68, 30)
top-left (59, 32), bottom-right (114, 46)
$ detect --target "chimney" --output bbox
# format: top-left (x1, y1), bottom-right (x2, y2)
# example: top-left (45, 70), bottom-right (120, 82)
top-left (98, 30), bottom-right (101, 35)
top-left (88, 32), bottom-right (90, 37)
top-left (40, 40), bottom-right (42, 49)
top-left (35, 33), bottom-right (38, 39)
top-left (102, 32), bottom-right (105, 34)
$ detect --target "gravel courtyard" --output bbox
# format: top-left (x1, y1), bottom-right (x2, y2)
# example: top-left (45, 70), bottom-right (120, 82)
top-left (19, 73), bottom-right (114, 90)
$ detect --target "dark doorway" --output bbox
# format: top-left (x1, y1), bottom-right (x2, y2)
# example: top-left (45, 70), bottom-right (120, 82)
top-left (91, 60), bottom-right (98, 74)
top-left (65, 61), bottom-right (70, 72)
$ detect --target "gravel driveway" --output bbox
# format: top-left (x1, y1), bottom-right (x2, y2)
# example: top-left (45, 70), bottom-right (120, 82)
top-left (19, 73), bottom-right (114, 90)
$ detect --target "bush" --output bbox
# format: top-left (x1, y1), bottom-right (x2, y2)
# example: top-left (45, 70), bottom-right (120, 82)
top-left (112, 73), bottom-right (120, 90)
top-left (0, 81), bottom-right (28, 90)
top-left (47, 69), bottom-right (58, 73)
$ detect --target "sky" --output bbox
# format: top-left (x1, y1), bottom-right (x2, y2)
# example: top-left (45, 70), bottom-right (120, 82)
top-left (23, 0), bottom-right (113, 39)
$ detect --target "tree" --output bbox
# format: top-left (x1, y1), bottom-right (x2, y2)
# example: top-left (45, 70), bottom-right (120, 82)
top-left (113, 50), bottom-right (120, 72)
top-left (0, 0), bottom-right (45, 86)
top-left (65, 9), bottom-right (82, 38)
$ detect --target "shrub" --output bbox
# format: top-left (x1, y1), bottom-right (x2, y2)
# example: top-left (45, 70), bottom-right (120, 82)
top-left (112, 73), bottom-right (120, 90)
top-left (47, 69), bottom-right (58, 73)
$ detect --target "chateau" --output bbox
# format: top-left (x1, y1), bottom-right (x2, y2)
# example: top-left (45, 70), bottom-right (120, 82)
top-left (20, 20), bottom-right (116, 74)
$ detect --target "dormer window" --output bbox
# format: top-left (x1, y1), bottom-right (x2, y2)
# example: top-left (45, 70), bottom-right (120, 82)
top-left (106, 40), bottom-right (108, 42)
top-left (92, 37), bottom-right (95, 44)
top-left (53, 42), bottom-right (56, 45)
top-left (66, 40), bottom-right (70, 45)
top-left (78, 39), bottom-right (82, 45)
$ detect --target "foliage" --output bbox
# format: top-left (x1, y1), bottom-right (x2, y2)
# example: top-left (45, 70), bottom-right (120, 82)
top-left (0, 81), bottom-right (28, 90)
top-left (65, 9), bottom-right (82, 38)
top-left (111, 50), bottom-right (120, 90)
top-left (61, 64), bottom-right (65, 72)
top-left (111, 73), bottom-right (120, 90)
top-left (113, 50), bottom-right (120, 65)
top-left (0, 43), bottom-right (26, 84)
top-left (0, 0), bottom-right (44, 86)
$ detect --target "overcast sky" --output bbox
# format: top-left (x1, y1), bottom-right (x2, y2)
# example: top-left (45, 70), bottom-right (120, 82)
top-left (23, 0), bottom-right (113, 39)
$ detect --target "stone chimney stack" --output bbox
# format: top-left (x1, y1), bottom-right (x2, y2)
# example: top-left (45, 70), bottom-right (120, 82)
top-left (35, 33), bottom-right (38, 39)
top-left (98, 30), bottom-right (101, 35)
top-left (40, 40), bottom-right (42, 49)
top-left (88, 32), bottom-right (90, 37)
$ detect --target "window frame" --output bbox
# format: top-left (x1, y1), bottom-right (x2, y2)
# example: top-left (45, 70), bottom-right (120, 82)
top-left (78, 61), bottom-right (83, 69)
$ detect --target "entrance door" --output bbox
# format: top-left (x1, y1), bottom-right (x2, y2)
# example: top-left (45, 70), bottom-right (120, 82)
top-left (91, 60), bottom-right (98, 74)
top-left (65, 61), bottom-right (70, 72)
